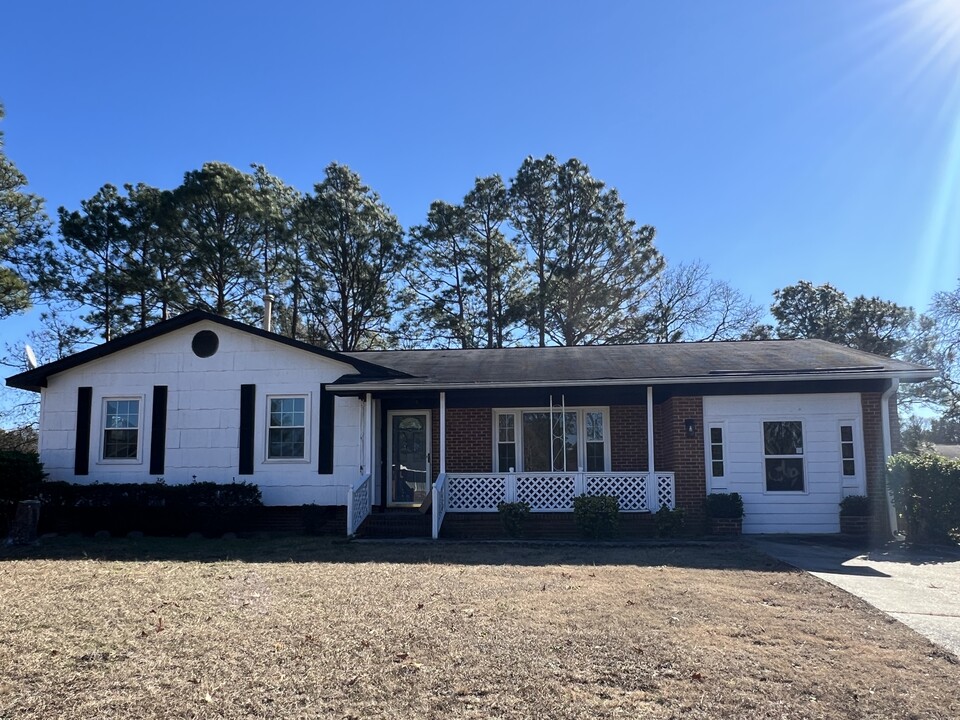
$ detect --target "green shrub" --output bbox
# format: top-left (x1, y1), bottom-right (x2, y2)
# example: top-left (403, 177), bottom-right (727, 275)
top-left (654, 506), bottom-right (686, 537)
top-left (38, 479), bottom-right (263, 536)
top-left (573, 494), bottom-right (619, 539)
top-left (839, 494), bottom-right (871, 517)
top-left (0, 451), bottom-right (46, 534)
top-left (887, 452), bottom-right (960, 543)
top-left (705, 492), bottom-right (744, 519)
top-left (497, 501), bottom-right (531, 538)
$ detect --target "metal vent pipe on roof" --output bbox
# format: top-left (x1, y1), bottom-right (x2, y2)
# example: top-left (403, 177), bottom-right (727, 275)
top-left (263, 293), bottom-right (274, 333)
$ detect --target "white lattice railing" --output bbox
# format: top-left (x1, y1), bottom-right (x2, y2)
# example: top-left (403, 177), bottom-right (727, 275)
top-left (346, 473), bottom-right (373, 536)
top-left (445, 471), bottom-right (675, 513)
top-left (655, 472), bottom-right (675, 510)
top-left (432, 473), bottom-right (448, 539)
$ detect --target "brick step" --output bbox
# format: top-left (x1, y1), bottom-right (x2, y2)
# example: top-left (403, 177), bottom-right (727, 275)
top-left (254, 506), bottom-right (346, 534)
top-left (357, 511), bottom-right (431, 538)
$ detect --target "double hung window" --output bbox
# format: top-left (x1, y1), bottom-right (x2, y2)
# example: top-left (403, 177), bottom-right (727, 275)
top-left (495, 408), bottom-right (609, 473)
top-left (102, 398), bottom-right (141, 461)
top-left (268, 396), bottom-right (307, 460)
top-left (763, 420), bottom-right (805, 492)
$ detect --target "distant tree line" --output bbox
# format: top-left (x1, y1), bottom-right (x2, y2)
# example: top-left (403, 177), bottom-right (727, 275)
top-left (5, 103), bottom-right (960, 432)
top-left (5, 146), bottom-right (767, 353)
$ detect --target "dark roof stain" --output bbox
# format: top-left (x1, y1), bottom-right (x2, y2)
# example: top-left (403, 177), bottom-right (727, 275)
top-left (337, 340), bottom-right (934, 387)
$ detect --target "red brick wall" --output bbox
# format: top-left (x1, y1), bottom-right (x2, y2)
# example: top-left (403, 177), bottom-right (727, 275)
top-left (446, 405), bottom-right (665, 474)
top-left (610, 405), bottom-right (644, 471)
top-left (659, 396), bottom-right (706, 528)
top-left (445, 408), bottom-right (492, 473)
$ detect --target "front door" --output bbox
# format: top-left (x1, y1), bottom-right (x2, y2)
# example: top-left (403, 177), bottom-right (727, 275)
top-left (387, 411), bottom-right (431, 507)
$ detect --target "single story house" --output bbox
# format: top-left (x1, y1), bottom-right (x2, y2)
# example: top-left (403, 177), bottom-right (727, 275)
top-left (5, 309), bottom-right (935, 537)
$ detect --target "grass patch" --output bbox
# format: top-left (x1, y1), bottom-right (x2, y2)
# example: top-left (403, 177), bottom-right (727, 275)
top-left (1, 537), bottom-right (958, 719)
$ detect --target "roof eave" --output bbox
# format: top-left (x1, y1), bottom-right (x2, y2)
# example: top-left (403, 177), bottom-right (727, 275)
top-left (327, 369), bottom-right (937, 393)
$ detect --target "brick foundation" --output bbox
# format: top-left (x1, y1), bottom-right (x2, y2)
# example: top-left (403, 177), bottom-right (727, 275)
top-left (440, 511), bottom-right (658, 539)
top-left (709, 518), bottom-right (742, 536)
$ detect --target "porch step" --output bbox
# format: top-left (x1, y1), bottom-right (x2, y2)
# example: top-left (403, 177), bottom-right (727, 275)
top-left (357, 510), bottom-right (431, 539)
top-left (254, 506), bottom-right (347, 534)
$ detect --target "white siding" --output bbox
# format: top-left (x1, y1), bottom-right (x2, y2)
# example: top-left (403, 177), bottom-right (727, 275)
top-left (38, 321), bottom-right (363, 506)
top-left (703, 394), bottom-right (865, 534)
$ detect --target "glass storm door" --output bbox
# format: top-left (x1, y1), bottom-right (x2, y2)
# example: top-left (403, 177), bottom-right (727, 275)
top-left (388, 411), bottom-right (431, 506)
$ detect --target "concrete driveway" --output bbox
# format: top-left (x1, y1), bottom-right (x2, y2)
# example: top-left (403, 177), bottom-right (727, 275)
top-left (751, 536), bottom-right (960, 658)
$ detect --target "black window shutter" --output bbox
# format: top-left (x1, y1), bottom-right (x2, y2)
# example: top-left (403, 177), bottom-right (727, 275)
top-left (239, 384), bottom-right (256, 475)
top-left (149, 385), bottom-right (168, 475)
top-left (74, 386), bottom-right (92, 475)
top-left (318, 386), bottom-right (335, 475)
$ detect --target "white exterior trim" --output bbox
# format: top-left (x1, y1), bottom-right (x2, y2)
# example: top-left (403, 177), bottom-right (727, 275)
top-left (703, 393), bottom-right (864, 534)
top-left (492, 406), bottom-right (611, 474)
top-left (98, 395), bottom-right (145, 464)
top-left (386, 409), bottom-right (432, 507)
top-left (337, 370), bottom-right (933, 393)
top-left (263, 393), bottom-right (311, 464)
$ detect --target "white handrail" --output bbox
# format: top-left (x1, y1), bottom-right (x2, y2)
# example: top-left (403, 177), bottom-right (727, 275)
top-left (432, 472), bottom-right (447, 539)
top-left (346, 473), bottom-right (373, 536)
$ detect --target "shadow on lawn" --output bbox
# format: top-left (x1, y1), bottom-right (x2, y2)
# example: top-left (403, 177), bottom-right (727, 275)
top-left (0, 534), bottom-right (797, 572)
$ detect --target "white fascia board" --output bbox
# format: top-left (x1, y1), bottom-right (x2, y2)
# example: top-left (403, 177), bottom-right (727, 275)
top-left (328, 369), bottom-right (935, 393)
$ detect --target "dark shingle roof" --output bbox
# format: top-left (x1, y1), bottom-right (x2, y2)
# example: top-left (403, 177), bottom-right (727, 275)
top-left (5, 308), bottom-right (935, 393)
top-left (337, 340), bottom-right (934, 389)
top-left (5, 310), bottom-right (406, 392)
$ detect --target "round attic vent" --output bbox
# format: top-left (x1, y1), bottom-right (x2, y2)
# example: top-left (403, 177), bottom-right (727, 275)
top-left (191, 330), bottom-right (219, 358)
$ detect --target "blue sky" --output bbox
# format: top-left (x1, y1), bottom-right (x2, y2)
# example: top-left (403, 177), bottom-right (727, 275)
top-left (3, 0), bottom-right (960, 351)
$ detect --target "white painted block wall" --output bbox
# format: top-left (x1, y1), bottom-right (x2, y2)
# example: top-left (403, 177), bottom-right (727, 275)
top-left (38, 321), bottom-right (363, 506)
top-left (702, 394), bottom-right (866, 534)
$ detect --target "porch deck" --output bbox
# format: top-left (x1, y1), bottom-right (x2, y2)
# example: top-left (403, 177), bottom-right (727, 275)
top-left (348, 470), bottom-right (675, 538)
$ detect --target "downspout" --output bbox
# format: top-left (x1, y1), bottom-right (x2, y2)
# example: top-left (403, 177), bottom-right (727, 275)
top-left (880, 378), bottom-right (900, 536)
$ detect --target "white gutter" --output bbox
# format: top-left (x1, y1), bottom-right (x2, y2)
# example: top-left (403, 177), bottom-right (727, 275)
top-left (881, 378), bottom-right (900, 536)
top-left (331, 369), bottom-right (935, 394)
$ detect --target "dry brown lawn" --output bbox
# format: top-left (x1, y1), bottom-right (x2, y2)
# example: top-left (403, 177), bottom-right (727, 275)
top-left (0, 537), bottom-right (957, 719)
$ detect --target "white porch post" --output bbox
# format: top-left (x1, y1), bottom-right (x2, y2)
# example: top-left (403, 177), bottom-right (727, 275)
top-left (647, 385), bottom-right (658, 511)
top-left (364, 392), bottom-right (373, 477)
top-left (439, 391), bottom-right (447, 475)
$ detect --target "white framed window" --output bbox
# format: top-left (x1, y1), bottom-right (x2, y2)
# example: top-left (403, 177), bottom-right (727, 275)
top-left (584, 410), bottom-right (606, 472)
top-left (101, 397), bottom-right (143, 462)
top-left (840, 423), bottom-right (856, 477)
top-left (763, 420), bottom-right (805, 492)
top-left (707, 424), bottom-right (725, 486)
top-left (497, 413), bottom-right (517, 472)
top-left (493, 408), bottom-right (610, 473)
top-left (838, 419), bottom-right (864, 492)
top-left (266, 395), bottom-right (308, 461)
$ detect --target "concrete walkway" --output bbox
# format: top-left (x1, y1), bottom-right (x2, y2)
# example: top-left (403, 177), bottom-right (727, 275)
top-left (750, 536), bottom-right (960, 658)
